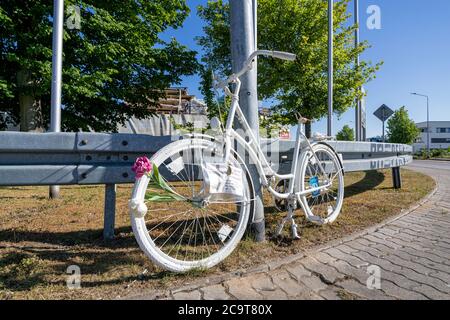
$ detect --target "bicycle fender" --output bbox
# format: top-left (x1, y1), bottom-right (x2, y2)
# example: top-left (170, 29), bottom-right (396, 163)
top-left (314, 142), bottom-right (345, 176)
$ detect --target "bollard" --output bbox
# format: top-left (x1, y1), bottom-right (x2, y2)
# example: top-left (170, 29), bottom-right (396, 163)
top-left (103, 184), bottom-right (117, 240)
top-left (49, 185), bottom-right (60, 199)
top-left (392, 167), bottom-right (402, 189)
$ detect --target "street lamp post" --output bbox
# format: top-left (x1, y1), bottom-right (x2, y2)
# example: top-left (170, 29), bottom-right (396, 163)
top-left (411, 93), bottom-right (430, 156)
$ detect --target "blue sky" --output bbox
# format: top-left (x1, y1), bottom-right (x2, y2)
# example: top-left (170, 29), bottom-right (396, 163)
top-left (162, 0), bottom-right (450, 138)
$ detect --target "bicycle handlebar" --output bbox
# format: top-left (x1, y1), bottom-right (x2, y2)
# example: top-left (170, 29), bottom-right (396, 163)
top-left (258, 50), bottom-right (297, 62)
top-left (214, 50), bottom-right (296, 89)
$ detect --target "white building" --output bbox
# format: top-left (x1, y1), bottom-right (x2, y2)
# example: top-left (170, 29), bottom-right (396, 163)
top-left (413, 121), bottom-right (450, 153)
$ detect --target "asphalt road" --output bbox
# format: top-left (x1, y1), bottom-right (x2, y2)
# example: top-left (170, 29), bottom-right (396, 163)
top-left (408, 160), bottom-right (450, 172)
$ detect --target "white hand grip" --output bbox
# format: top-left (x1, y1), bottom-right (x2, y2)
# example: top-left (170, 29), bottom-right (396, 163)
top-left (271, 51), bottom-right (297, 61)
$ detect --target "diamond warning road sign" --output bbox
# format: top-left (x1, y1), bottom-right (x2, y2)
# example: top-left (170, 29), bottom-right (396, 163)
top-left (373, 104), bottom-right (394, 122)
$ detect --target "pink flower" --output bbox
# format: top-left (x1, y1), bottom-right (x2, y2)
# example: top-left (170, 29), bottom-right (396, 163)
top-left (132, 156), bottom-right (152, 179)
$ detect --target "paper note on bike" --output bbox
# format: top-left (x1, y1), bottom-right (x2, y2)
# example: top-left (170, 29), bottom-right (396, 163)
top-left (200, 162), bottom-right (245, 202)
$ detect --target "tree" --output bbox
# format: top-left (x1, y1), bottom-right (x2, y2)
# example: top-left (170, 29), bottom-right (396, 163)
top-left (387, 106), bottom-right (419, 145)
top-left (197, 0), bottom-right (381, 135)
top-left (336, 124), bottom-right (354, 141)
top-left (0, 1), bottom-right (199, 132)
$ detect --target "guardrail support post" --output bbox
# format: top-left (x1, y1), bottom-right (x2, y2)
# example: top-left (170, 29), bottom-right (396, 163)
top-left (103, 184), bottom-right (116, 240)
top-left (392, 167), bottom-right (402, 189)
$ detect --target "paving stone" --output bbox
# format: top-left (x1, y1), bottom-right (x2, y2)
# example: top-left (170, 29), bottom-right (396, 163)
top-left (354, 237), bottom-right (376, 247)
top-left (412, 284), bottom-right (450, 300)
top-left (271, 270), bottom-right (314, 298)
top-left (285, 263), bottom-right (312, 280)
top-left (325, 247), bottom-right (369, 268)
top-left (201, 284), bottom-right (230, 300)
top-left (377, 227), bottom-right (400, 236)
top-left (328, 260), bottom-right (369, 284)
top-left (375, 268), bottom-right (420, 290)
top-left (363, 234), bottom-right (402, 250)
top-left (172, 290), bottom-right (202, 300)
top-left (298, 274), bottom-right (329, 293)
top-left (428, 271), bottom-right (450, 285)
top-left (225, 277), bottom-right (263, 300)
top-left (314, 251), bottom-right (338, 264)
top-left (337, 279), bottom-right (393, 300)
top-left (346, 241), bottom-right (384, 259)
top-left (317, 287), bottom-right (344, 300)
top-left (411, 256), bottom-right (450, 273)
top-left (380, 280), bottom-right (427, 300)
top-left (381, 253), bottom-right (433, 276)
top-left (395, 246), bottom-right (442, 262)
top-left (300, 256), bottom-right (346, 284)
top-left (259, 289), bottom-right (289, 300)
top-left (250, 274), bottom-right (277, 292)
top-left (336, 244), bottom-right (358, 254)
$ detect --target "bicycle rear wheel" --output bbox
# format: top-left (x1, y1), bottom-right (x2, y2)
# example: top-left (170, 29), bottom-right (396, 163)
top-left (129, 138), bottom-right (253, 272)
top-left (297, 144), bottom-right (344, 225)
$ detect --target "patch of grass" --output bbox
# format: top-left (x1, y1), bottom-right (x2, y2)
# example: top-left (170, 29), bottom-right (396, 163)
top-left (336, 289), bottom-right (359, 300)
top-left (0, 169), bottom-right (435, 299)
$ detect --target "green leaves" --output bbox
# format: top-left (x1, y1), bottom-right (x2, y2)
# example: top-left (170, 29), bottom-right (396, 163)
top-left (387, 107), bottom-right (420, 145)
top-left (197, 0), bottom-right (382, 125)
top-left (145, 164), bottom-right (185, 202)
top-left (0, 0), bottom-right (199, 132)
top-left (336, 125), bottom-right (355, 141)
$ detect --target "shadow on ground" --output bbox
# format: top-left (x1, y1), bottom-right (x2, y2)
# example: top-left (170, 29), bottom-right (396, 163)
top-left (0, 171), bottom-right (387, 294)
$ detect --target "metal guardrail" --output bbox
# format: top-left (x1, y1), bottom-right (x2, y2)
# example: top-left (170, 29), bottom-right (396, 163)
top-left (0, 132), bottom-right (413, 239)
top-left (263, 140), bottom-right (413, 174)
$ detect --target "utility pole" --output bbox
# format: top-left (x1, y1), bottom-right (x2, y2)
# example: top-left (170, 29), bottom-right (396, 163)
top-left (230, 0), bottom-right (265, 242)
top-left (49, 0), bottom-right (64, 199)
top-left (327, 0), bottom-right (334, 137)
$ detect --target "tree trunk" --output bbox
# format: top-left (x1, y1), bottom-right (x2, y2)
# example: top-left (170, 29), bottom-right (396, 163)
top-left (17, 70), bottom-right (43, 132)
top-left (305, 121), bottom-right (312, 139)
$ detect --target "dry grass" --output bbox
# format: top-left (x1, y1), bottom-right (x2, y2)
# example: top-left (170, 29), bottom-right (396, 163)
top-left (0, 169), bottom-right (435, 299)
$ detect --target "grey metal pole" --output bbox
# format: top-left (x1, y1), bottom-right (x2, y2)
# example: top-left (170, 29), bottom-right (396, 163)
top-left (51, 0), bottom-right (63, 133)
top-left (327, 0), bottom-right (334, 137)
top-left (230, 0), bottom-right (265, 242)
top-left (427, 96), bottom-right (430, 156)
top-left (354, 0), bottom-right (361, 141)
top-left (49, 0), bottom-right (64, 199)
top-left (104, 184), bottom-right (117, 240)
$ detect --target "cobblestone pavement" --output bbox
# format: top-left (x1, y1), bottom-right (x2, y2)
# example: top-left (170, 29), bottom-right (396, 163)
top-left (130, 162), bottom-right (450, 300)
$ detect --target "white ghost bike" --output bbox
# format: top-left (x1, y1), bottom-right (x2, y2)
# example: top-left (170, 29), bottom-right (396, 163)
top-left (129, 50), bottom-right (345, 272)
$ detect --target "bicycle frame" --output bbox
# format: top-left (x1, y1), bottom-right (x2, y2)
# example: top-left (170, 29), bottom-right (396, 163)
top-left (221, 78), bottom-right (332, 201)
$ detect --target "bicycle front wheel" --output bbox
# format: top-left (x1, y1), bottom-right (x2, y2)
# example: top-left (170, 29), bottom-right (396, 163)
top-left (130, 138), bottom-right (253, 272)
top-left (297, 143), bottom-right (344, 225)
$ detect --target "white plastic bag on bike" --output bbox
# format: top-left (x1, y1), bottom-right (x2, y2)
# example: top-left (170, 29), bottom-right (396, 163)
top-left (200, 161), bottom-right (245, 202)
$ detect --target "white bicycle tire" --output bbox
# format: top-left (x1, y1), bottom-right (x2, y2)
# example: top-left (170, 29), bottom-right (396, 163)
top-left (130, 138), bottom-right (253, 272)
top-left (297, 143), bottom-right (345, 225)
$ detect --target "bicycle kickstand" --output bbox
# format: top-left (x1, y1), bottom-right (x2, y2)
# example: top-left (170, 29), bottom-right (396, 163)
top-left (275, 196), bottom-right (301, 240)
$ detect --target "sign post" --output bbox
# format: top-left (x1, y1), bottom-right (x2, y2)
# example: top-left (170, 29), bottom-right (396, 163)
top-left (373, 104), bottom-right (394, 143)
